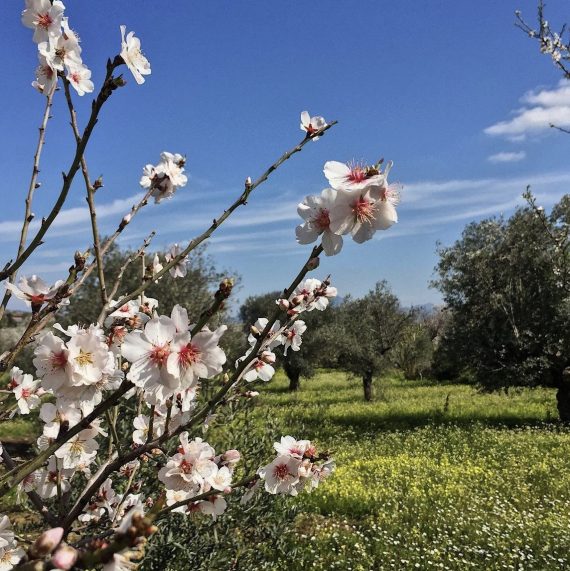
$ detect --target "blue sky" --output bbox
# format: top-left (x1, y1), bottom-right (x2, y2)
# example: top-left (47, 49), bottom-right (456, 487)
top-left (2, 0), bottom-right (570, 312)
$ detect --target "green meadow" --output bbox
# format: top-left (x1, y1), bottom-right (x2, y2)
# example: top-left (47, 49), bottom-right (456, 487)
top-left (248, 371), bottom-right (570, 570)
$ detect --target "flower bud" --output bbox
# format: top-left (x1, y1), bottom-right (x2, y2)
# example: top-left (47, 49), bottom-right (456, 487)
top-left (249, 325), bottom-right (261, 338)
top-left (245, 176), bottom-right (252, 188)
top-left (222, 373), bottom-right (230, 383)
top-left (290, 295), bottom-right (304, 307)
top-left (277, 298), bottom-right (290, 311)
top-left (119, 213), bottom-right (132, 231)
top-left (93, 176), bottom-right (104, 191)
top-left (222, 449), bottom-right (241, 465)
top-left (51, 544), bottom-right (78, 570)
top-left (29, 527), bottom-right (64, 558)
top-left (261, 351), bottom-right (275, 365)
top-left (307, 257), bottom-right (320, 270)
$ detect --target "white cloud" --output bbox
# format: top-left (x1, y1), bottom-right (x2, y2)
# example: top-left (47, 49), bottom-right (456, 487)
top-left (484, 80), bottom-right (570, 137)
top-left (487, 151), bottom-right (526, 163)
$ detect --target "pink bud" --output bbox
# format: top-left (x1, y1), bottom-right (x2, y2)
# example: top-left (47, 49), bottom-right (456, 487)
top-left (277, 298), bottom-right (290, 311)
top-left (30, 527), bottom-right (64, 558)
top-left (261, 351), bottom-right (275, 364)
top-left (51, 544), bottom-right (78, 570)
top-left (291, 295), bottom-right (304, 307)
top-left (222, 450), bottom-right (241, 465)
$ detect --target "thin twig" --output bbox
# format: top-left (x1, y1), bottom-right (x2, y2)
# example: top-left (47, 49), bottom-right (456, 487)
top-left (0, 57), bottom-right (124, 283)
top-left (0, 83), bottom-right (57, 322)
top-left (108, 123), bottom-right (337, 313)
top-left (62, 79), bottom-right (108, 307)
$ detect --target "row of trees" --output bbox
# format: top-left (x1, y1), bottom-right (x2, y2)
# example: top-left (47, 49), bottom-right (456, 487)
top-left (240, 282), bottom-right (441, 400)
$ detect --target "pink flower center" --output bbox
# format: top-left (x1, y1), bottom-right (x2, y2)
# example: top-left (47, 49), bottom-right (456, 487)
top-left (21, 388), bottom-right (32, 399)
top-left (287, 330), bottom-right (296, 340)
top-left (352, 196), bottom-right (375, 224)
top-left (273, 463), bottom-right (289, 480)
top-left (253, 359), bottom-right (264, 371)
top-left (346, 166), bottom-right (367, 184)
top-left (178, 343), bottom-right (201, 367)
top-left (70, 72), bottom-right (81, 84)
top-left (51, 351), bottom-right (68, 369)
top-left (149, 344), bottom-right (170, 367)
top-left (37, 13), bottom-right (53, 30)
top-left (29, 294), bottom-right (46, 304)
top-left (119, 305), bottom-right (130, 313)
top-left (180, 459), bottom-right (193, 474)
top-left (313, 208), bottom-right (330, 231)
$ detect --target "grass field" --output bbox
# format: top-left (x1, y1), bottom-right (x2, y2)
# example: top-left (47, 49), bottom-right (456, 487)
top-left (3, 372), bottom-right (570, 570)
top-left (252, 371), bottom-right (570, 571)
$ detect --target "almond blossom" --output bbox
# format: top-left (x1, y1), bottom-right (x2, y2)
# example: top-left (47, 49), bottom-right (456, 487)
top-left (140, 152), bottom-right (187, 204)
top-left (13, 374), bottom-right (41, 415)
top-left (120, 25), bottom-right (151, 85)
top-left (300, 111), bottom-right (327, 140)
top-left (22, 0), bottom-right (65, 43)
top-left (196, 496), bottom-right (227, 520)
top-left (0, 545), bottom-right (25, 571)
top-left (39, 402), bottom-right (81, 440)
top-left (239, 349), bottom-right (276, 382)
top-left (296, 188), bottom-right (343, 256)
top-left (259, 455), bottom-right (301, 495)
top-left (323, 159), bottom-right (385, 192)
top-left (0, 517), bottom-right (14, 550)
top-left (329, 187), bottom-right (397, 244)
top-left (247, 317), bottom-right (283, 348)
top-left (5, 275), bottom-right (66, 311)
top-left (66, 63), bottom-right (94, 96)
top-left (54, 428), bottom-right (99, 469)
top-left (122, 314), bottom-right (179, 405)
top-left (165, 244), bottom-right (188, 278)
top-left (259, 436), bottom-right (334, 496)
top-left (158, 434), bottom-right (217, 494)
top-left (32, 54), bottom-right (57, 93)
top-left (289, 277), bottom-right (338, 313)
top-left (35, 457), bottom-right (74, 499)
top-left (282, 320), bottom-right (307, 355)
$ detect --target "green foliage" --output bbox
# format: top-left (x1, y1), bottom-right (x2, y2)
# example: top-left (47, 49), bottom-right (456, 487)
top-left (433, 199), bottom-right (570, 394)
top-left (331, 281), bottom-right (409, 399)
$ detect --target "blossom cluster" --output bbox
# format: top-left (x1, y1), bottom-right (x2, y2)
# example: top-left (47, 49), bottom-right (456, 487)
top-left (22, 0), bottom-right (93, 95)
top-left (22, 0), bottom-right (150, 96)
top-left (238, 277), bottom-right (337, 383)
top-left (296, 157), bottom-right (400, 256)
top-left (121, 303), bottom-right (227, 406)
top-left (160, 433), bottom-right (240, 519)
top-left (259, 436), bottom-right (335, 495)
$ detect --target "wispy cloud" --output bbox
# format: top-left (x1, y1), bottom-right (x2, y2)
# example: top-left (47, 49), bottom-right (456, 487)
top-left (484, 80), bottom-right (570, 138)
top-left (487, 151), bottom-right (526, 163)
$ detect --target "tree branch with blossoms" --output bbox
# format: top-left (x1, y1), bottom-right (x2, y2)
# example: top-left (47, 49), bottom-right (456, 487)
top-left (0, 3), bottom-right (404, 570)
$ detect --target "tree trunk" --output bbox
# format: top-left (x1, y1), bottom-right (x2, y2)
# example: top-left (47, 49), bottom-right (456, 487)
top-left (363, 371), bottom-right (373, 401)
top-left (556, 368), bottom-right (570, 423)
top-left (288, 371), bottom-right (300, 392)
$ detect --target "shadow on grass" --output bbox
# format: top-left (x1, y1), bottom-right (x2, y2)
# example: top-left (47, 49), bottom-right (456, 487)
top-left (323, 411), bottom-right (561, 432)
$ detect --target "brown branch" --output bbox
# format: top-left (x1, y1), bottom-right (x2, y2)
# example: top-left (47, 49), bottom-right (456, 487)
top-left (0, 84), bottom-right (57, 322)
top-left (0, 56), bottom-right (125, 283)
top-left (97, 232), bottom-right (156, 325)
top-left (62, 79), bottom-right (108, 307)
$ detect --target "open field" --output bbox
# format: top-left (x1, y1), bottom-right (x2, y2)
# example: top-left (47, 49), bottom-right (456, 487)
top-left (3, 372), bottom-right (570, 570)
top-left (250, 372), bottom-right (570, 570)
